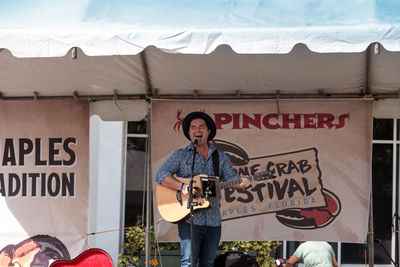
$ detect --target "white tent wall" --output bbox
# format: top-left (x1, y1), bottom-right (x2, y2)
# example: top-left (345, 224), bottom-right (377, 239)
top-left (89, 115), bottom-right (126, 266)
top-left (2, 44), bottom-right (400, 102)
top-left (0, 47), bottom-right (146, 98)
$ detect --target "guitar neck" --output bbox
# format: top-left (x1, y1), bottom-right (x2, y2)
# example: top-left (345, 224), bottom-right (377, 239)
top-left (220, 174), bottom-right (261, 189)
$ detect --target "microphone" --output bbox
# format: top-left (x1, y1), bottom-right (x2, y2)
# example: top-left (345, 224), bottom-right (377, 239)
top-left (193, 136), bottom-right (201, 146)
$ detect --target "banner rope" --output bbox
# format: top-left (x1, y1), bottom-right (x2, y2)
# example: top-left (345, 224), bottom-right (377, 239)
top-left (87, 224), bottom-right (143, 236)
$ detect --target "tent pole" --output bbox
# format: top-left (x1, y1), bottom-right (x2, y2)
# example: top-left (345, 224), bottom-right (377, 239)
top-left (141, 51), bottom-right (154, 267)
top-left (368, 181), bottom-right (374, 267)
top-left (365, 43), bottom-right (373, 96)
top-left (395, 145), bottom-right (399, 267)
top-left (140, 50), bottom-right (153, 98)
top-left (145, 107), bottom-right (152, 267)
top-left (0, 92), bottom-right (399, 101)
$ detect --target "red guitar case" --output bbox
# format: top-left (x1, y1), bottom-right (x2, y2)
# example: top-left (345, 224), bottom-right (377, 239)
top-left (50, 248), bottom-right (113, 267)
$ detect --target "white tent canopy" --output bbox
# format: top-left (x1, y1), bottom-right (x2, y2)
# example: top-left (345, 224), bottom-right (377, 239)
top-left (1, 0), bottom-right (400, 117)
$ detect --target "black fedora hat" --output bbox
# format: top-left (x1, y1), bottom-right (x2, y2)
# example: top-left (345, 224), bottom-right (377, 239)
top-left (182, 111), bottom-right (216, 141)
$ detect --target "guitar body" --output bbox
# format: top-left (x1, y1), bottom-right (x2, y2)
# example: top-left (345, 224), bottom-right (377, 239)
top-left (156, 175), bottom-right (210, 223)
top-left (156, 172), bottom-right (271, 223)
top-left (50, 248), bottom-right (113, 267)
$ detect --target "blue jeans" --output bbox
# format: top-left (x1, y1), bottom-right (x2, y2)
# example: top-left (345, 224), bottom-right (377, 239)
top-left (178, 223), bottom-right (221, 267)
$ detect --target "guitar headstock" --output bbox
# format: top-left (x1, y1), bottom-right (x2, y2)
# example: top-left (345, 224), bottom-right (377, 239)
top-left (251, 171), bottom-right (274, 181)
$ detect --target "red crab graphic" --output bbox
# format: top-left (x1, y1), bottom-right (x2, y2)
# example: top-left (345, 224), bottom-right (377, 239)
top-left (275, 189), bottom-right (341, 229)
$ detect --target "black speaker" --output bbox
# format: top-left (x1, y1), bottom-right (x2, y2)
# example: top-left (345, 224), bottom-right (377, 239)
top-left (213, 251), bottom-right (259, 267)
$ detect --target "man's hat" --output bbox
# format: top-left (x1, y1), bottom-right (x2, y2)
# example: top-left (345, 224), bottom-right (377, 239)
top-left (182, 111), bottom-right (217, 141)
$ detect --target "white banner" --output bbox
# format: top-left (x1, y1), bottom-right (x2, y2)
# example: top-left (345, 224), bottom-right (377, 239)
top-left (0, 101), bottom-right (89, 267)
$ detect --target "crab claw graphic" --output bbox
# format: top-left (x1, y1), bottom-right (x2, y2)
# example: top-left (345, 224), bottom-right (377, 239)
top-left (275, 188), bottom-right (341, 229)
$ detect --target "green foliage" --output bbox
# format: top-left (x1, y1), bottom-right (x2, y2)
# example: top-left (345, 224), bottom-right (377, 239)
top-left (118, 227), bottom-right (179, 267)
top-left (218, 241), bottom-right (281, 267)
top-left (118, 226), bottom-right (281, 267)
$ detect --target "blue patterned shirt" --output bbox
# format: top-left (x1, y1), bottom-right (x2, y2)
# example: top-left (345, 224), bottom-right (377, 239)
top-left (155, 143), bottom-right (238, 226)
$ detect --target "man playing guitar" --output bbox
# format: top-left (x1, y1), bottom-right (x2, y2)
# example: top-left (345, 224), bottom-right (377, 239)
top-left (155, 111), bottom-right (250, 267)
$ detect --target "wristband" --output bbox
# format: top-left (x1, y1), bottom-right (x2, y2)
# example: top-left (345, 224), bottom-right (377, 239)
top-left (180, 183), bottom-right (185, 191)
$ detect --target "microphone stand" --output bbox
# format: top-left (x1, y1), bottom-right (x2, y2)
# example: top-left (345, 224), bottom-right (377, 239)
top-left (188, 140), bottom-right (198, 267)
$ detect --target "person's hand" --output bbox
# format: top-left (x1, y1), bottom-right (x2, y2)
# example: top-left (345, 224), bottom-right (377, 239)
top-left (181, 184), bottom-right (197, 196)
top-left (239, 176), bottom-right (251, 189)
top-left (283, 255), bottom-right (298, 267)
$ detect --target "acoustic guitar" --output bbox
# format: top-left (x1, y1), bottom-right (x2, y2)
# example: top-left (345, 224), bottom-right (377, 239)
top-left (50, 248), bottom-right (113, 267)
top-left (156, 172), bottom-right (272, 223)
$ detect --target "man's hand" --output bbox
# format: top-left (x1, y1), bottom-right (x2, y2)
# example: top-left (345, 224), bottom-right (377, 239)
top-left (240, 176), bottom-right (251, 189)
top-left (181, 184), bottom-right (197, 196)
top-left (233, 176), bottom-right (251, 190)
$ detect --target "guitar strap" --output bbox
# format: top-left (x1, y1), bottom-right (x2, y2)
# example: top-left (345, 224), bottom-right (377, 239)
top-left (212, 149), bottom-right (221, 180)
